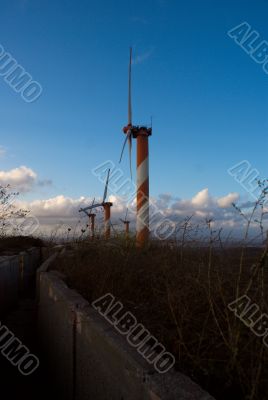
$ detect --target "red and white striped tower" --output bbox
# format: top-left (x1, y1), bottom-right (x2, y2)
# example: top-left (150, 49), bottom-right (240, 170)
top-left (120, 208), bottom-right (130, 239)
top-left (120, 48), bottom-right (152, 247)
top-left (122, 126), bottom-right (152, 246)
top-left (122, 220), bottom-right (130, 238)
top-left (125, 221), bottom-right (130, 238)
top-left (88, 213), bottom-right (96, 239)
top-left (135, 129), bottom-right (151, 246)
top-left (103, 202), bottom-right (112, 240)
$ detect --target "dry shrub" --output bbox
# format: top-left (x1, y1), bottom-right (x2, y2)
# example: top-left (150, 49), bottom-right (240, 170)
top-left (50, 236), bottom-right (268, 400)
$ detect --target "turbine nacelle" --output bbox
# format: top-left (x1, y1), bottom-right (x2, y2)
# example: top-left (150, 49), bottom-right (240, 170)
top-left (123, 125), bottom-right (152, 138)
top-left (120, 219), bottom-right (130, 224)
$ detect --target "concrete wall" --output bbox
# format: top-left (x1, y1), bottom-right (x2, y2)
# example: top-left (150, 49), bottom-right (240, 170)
top-left (38, 271), bottom-right (88, 400)
top-left (0, 255), bottom-right (19, 315)
top-left (20, 247), bottom-right (41, 294)
top-left (0, 247), bottom-right (41, 316)
top-left (37, 270), bottom-right (215, 400)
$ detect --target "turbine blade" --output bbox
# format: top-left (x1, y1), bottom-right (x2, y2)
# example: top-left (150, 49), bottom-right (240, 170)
top-left (128, 47), bottom-right (132, 125)
top-left (91, 197), bottom-right (95, 208)
top-left (119, 133), bottom-right (129, 163)
top-left (125, 207), bottom-right (128, 221)
top-left (103, 168), bottom-right (110, 203)
top-left (128, 131), bottom-right (132, 179)
top-left (82, 203), bottom-right (103, 212)
top-left (119, 130), bottom-right (133, 179)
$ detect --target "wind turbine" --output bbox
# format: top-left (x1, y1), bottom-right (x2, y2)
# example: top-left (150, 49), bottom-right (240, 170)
top-left (85, 198), bottom-right (96, 239)
top-left (120, 208), bottom-right (130, 238)
top-left (119, 47), bottom-right (152, 247)
top-left (102, 169), bottom-right (113, 240)
top-left (79, 169), bottom-right (113, 239)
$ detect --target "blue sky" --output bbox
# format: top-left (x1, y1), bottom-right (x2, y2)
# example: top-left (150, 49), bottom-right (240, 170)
top-left (0, 0), bottom-right (268, 221)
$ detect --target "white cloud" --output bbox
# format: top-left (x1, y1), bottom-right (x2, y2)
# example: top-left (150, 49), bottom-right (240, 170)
top-left (0, 166), bottom-right (37, 192)
top-left (157, 193), bottom-right (173, 207)
top-left (217, 192), bottom-right (239, 208)
top-left (0, 165), bottom-right (52, 193)
top-left (28, 195), bottom-right (87, 218)
top-left (18, 194), bottom-right (125, 219)
top-left (192, 188), bottom-right (211, 208)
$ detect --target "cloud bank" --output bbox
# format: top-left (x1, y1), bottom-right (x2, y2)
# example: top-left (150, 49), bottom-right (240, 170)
top-left (13, 188), bottom-right (252, 239)
top-left (1, 164), bottom-right (263, 240)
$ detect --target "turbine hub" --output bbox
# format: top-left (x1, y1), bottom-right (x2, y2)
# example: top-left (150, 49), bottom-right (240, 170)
top-left (123, 124), bottom-right (132, 134)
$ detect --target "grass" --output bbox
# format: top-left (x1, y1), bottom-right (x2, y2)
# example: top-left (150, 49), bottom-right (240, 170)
top-left (50, 236), bottom-right (268, 400)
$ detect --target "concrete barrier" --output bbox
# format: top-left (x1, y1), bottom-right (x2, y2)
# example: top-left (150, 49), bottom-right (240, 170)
top-left (38, 271), bottom-right (88, 400)
top-left (36, 252), bottom-right (60, 302)
top-left (0, 255), bottom-right (20, 315)
top-left (0, 247), bottom-right (41, 316)
top-left (19, 247), bottom-right (41, 294)
top-left (37, 270), bottom-right (215, 400)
